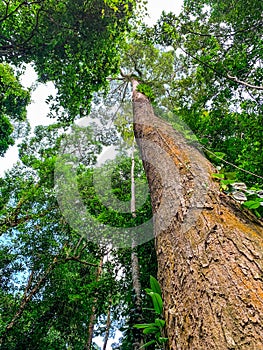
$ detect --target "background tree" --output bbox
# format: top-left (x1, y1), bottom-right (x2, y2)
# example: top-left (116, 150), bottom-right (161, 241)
top-left (0, 0), bottom-right (141, 122)
top-left (0, 125), bottom-right (106, 349)
top-left (0, 63), bottom-right (30, 156)
top-left (154, 0), bottom-right (263, 186)
top-left (0, 116), bottom-right (157, 348)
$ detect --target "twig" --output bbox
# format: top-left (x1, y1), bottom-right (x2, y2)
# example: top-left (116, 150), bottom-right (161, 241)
top-left (64, 256), bottom-right (98, 266)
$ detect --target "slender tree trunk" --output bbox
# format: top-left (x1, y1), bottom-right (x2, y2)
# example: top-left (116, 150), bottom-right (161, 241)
top-left (102, 300), bottom-right (112, 350)
top-left (85, 258), bottom-right (103, 350)
top-left (132, 79), bottom-right (263, 349)
top-left (130, 139), bottom-right (143, 349)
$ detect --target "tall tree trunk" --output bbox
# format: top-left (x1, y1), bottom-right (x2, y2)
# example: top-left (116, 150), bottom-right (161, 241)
top-left (132, 79), bottom-right (263, 349)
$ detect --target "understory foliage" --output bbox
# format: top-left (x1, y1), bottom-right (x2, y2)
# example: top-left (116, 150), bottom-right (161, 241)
top-left (0, 122), bottom-right (157, 349)
top-left (0, 0), bottom-right (263, 348)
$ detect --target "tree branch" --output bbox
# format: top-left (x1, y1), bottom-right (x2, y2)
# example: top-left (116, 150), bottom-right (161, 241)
top-left (0, 207), bottom-right (57, 235)
top-left (0, 0), bottom-right (43, 23)
top-left (177, 44), bottom-right (263, 91)
top-left (63, 256), bottom-right (98, 266)
top-left (227, 74), bottom-right (263, 91)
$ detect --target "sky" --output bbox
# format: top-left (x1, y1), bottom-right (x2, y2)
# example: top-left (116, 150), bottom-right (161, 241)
top-left (0, 0), bottom-right (183, 346)
top-left (144, 0), bottom-right (183, 24)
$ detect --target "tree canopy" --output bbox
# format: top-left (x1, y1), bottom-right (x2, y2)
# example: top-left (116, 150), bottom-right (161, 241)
top-left (154, 0), bottom-right (263, 186)
top-left (1, 0), bottom-right (140, 124)
top-left (0, 63), bottom-right (30, 156)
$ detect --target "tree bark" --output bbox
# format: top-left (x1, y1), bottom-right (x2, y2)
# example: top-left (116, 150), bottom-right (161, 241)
top-left (132, 79), bottom-right (263, 349)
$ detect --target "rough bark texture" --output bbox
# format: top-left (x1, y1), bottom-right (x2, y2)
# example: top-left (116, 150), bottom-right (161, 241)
top-left (132, 80), bottom-right (263, 349)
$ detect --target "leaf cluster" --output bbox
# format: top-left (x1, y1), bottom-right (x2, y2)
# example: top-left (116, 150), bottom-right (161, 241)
top-left (0, 63), bottom-right (30, 156)
top-left (134, 276), bottom-right (167, 349)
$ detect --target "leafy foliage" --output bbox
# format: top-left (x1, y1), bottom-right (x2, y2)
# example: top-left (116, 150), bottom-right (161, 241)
top-left (0, 0), bottom-right (139, 122)
top-left (1, 0), bottom-right (263, 348)
top-left (137, 83), bottom-right (156, 103)
top-left (134, 276), bottom-right (167, 349)
top-left (0, 117), bottom-right (156, 348)
top-left (0, 63), bottom-right (30, 156)
top-left (150, 0), bottom-right (263, 187)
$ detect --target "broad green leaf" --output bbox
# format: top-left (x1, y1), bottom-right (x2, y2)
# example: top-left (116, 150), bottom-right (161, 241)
top-left (143, 326), bottom-right (160, 334)
top-left (150, 275), bottom-right (162, 296)
top-left (243, 200), bottom-right (262, 209)
top-left (147, 291), bottom-right (163, 314)
top-left (145, 288), bottom-right (153, 294)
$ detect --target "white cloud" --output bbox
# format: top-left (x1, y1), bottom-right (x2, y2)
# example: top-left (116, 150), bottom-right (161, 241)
top-left (27, 82), bottom-right (57, 129)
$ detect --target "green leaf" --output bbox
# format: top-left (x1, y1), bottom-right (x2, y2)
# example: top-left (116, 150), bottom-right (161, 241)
top-left (145, 288), bottom-right (153, 294)
top-left (139, 340), bottom-right (156, 349)
top-left (154, 318), bottom-right (165, 328)
top-left (243, 200), bottom-right (262, 209)
top-left (211, 173), bottom-right (225, 179)
top-left (143, 326), bottom-right (160, 334)
top-left (150, 275), bottom-right (162, 296)
top-left (147, 291), bottom-right (163, 314)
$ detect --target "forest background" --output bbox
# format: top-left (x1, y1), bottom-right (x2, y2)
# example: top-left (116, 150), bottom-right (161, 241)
top-left (0, 0), bottom-right (263, 349)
